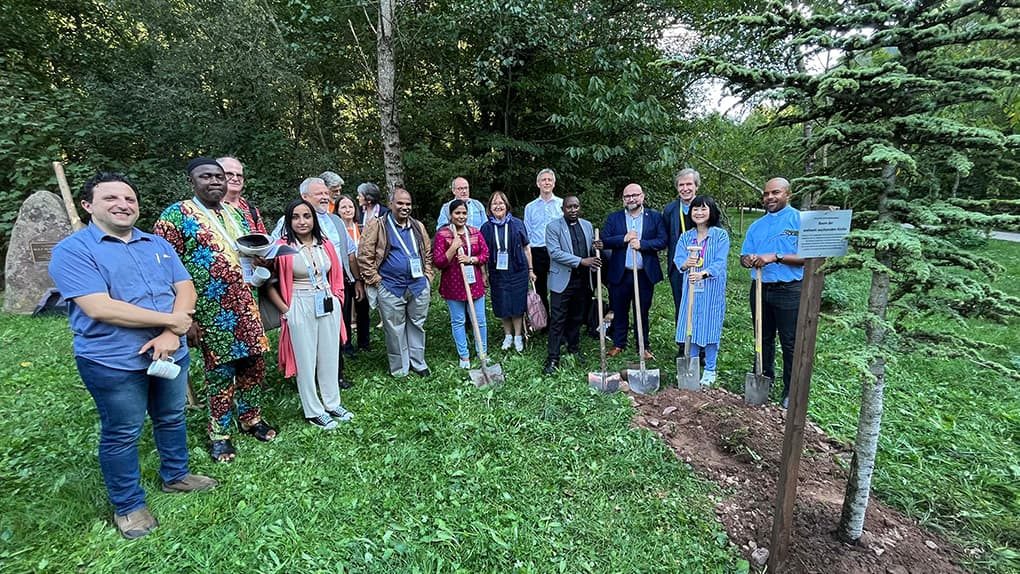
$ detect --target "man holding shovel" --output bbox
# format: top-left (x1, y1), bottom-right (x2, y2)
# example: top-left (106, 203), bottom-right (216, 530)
top-left (542, 195), bottom-right (600, 375)
top-left (740, 177), bottom-right (805, 407)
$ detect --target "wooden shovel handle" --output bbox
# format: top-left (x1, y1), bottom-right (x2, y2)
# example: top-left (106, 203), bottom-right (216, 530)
top-left (754, 266), bottom-right (764, 376)
top-left (53, 162), bottom-right (84, 231)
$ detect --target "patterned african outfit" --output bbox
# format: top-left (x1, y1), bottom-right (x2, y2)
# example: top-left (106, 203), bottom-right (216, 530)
top-left (154, 199), bottom-right (270, 438)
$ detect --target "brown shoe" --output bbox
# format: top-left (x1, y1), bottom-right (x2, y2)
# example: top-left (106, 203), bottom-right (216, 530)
top-left (114, 507), bottom-right (158, 539)
top-left (162, 473), bottom-right (218, 493)
top-left (607, 347), bottom-right (624, 357)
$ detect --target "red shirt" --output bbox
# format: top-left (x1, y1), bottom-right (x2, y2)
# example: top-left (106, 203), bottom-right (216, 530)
top-left (432, 226), bottom-right (488, 301)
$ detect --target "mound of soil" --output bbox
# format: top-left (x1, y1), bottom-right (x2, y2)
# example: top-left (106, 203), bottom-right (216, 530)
top-left (628, 385), bottom-right (965, 574)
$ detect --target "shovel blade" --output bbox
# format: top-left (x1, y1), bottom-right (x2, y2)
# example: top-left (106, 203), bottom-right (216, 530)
top-left (626, 368), bottom-right (660, 395)
top-left (470, 363), bottom-right (504, 388)
top-left (743, 372), bottom-right (772, 406)
top-left (676, 357), bottom-right (701, 391)
top-left (587, 371), bottom-right (621, 393)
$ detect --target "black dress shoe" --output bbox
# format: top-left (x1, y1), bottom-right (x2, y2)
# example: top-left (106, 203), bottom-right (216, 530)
top-left (543, 358), bottom-right (559, 375)
top-left (338, 376), bottom-right (353, 390)
top-left (411, 367), bottom-right (431, 377)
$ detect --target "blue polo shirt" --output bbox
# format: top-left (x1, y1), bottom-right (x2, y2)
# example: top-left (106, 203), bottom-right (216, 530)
top-left (49, 223), bottom-right (192, 371)
top-left (740, 205), bottom-right (803, 283)
top-left (379, 217), bottom-right (428, 298)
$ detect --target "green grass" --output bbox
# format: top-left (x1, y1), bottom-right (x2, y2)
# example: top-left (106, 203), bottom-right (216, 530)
top-left (716, 214), bottom-right (1020, 574)
top-left (0, 299), bottom-right (743, 573)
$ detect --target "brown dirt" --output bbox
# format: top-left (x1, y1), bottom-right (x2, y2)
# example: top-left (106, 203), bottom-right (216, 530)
top-left (627, 384), bottom-right (966, 574)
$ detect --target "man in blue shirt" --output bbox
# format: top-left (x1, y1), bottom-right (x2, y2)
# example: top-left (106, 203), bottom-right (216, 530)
top-left (49, 172), bottom-right (216, 540)
top-left (358, 187), bottom-right (434, 377)
top-left (740, 177), bottom-right (805, 407)
top-left (436, 177), bottom-right (486, 230)
top-left (602, 183), bottom-right (668, 358)
top-left (662, 168), bottom-right (699, 320)
top-left (524, 168), bottom-right (563, 323)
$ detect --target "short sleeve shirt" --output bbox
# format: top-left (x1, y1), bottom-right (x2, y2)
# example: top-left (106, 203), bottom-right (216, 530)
top-left (740, 205), bottom-right (803, 282)
top-left (48, 224), bottom-right (191, 371)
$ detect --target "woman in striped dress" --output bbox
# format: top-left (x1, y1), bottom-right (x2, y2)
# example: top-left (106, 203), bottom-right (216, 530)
top-left (674, 196), bottom-right (730, 386)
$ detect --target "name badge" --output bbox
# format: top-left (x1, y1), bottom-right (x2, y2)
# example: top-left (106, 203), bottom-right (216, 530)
top-left (409, 257), bottom-right (424, 278)
top-left (496, 250), bottom-right (509, 271)
top-left (314, 290), bottom-right (333, 317)
top-left (693, 279), bottom-right (706, 293)
top-left (463, 264), bottom-right (477, 284)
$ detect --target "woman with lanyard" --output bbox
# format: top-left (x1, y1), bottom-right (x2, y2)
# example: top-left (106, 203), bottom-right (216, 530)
top-left (266, 199), bottom-right (354, 430)
top-left (432, 199), bottom-right (490, 368)
top-left (674, 196), bottom-right (730, 386)
top-left (336, 194), bottom-right (371, 353)
top-left (480, 192), bottom-right (534, 352)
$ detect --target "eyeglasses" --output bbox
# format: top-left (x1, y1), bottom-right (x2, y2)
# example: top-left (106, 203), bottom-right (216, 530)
top-left (224, 172), bottom-right (245, 181)
top-left (623, 194), bottom-right (643, 199)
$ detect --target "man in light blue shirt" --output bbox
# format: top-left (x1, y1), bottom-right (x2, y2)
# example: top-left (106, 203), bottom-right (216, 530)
top-left (740, 177), bottom-right (805, 407)
top-left (436, 177), bottom-right (486, 230)
top-left (49, 172), bottom-right (216, 540)
top-left (524, 168), bottom-right (563, 321)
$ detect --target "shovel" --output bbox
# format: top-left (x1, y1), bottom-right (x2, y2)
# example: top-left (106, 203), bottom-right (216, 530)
top-left (587, 229), bottom-right (620, 393)
top-left (744, 267), bottom-right (772, 405)
top-left (456, 235), bottom-right (504, 388)
top-left (626, 245), bottom-right (660, 395)
top-left (677, 256), bottom-right (701, 391)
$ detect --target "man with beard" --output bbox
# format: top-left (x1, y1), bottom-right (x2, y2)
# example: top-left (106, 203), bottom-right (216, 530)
top-left (602, 183), bottom-right (667, 359)
top-left (663, 168), bottom-right (699, 320)
top-left (740, 177), bottom-right (804, 408)
top-left (154, 158), bottom-right (274, 463)
top-left (358, 187), bottom-right (434, 377)
top-left (542, 195), bottom-right (601, 374)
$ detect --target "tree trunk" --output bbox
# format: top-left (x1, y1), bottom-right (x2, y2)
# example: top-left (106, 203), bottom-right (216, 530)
top-left (377, 0), bottom-right (404, 193)
top-left (838, 162), bottom-right (894, 542)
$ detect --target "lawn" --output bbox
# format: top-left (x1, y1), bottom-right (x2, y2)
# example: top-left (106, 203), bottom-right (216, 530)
top-left (1, 221), bottom-right (1016, 573)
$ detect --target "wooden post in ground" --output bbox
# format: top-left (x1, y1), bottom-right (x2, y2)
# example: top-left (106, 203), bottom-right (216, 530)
top-left (739, 207), bottom-right (744, 235)
top-left (767, 256), bottom-right (825, 570)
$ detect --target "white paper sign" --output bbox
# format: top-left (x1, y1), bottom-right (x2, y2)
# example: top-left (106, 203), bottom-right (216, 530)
top-left (798, 209), bottom-right (852, 258)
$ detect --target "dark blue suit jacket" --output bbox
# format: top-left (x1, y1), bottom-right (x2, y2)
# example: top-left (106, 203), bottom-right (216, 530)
top-left (602, 208), bottom-right (667, 285)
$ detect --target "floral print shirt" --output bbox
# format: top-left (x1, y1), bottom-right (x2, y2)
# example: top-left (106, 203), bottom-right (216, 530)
top-left (154, 199), bottom-right (269, 369)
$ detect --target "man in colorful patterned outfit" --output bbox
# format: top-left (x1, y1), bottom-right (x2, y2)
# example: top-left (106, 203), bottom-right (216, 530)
top-left (154, 157), bottom-right (275, 462)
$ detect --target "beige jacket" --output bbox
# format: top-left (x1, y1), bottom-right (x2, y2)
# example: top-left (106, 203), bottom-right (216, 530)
top-left (357, 215), bottom-right (434, 286)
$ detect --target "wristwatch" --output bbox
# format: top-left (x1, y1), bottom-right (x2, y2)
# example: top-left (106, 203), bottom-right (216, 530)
top-left (776, 253), bottom-right (785, 263)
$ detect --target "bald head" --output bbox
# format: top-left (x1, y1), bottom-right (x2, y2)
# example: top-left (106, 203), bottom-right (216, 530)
top-left (622, 183), bottom-right (644, 213)
top-left (762, 177), bottom-right (791, 213)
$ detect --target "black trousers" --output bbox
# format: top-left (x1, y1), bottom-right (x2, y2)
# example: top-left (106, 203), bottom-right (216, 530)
top-left (749, 280), bottom-right (801, 399)
top-left (532, 246), bottom-right (551, 320)
top-left (547, 276), bottom-right (590, 360)
top-left (343, 280), bottom-right (371, 350)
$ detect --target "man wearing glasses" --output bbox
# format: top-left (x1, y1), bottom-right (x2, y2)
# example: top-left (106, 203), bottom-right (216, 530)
top-left (601, 183), bottom-right (667, 359)
top-left (218, 156), bottom-right (266, 233)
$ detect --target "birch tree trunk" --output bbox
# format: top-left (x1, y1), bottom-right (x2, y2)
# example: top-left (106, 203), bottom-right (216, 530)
top-left (838, 162), bottom-right (894, 541)
top-left (377, 0), bottom-right (404, 193)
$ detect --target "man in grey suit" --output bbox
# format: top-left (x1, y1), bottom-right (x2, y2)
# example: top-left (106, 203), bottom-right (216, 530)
top-left (543, 195), bottom-right (601, 375)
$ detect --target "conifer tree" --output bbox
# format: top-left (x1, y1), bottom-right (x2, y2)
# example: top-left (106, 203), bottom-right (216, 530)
top-left (676, 0), bottom-right (1020, 543)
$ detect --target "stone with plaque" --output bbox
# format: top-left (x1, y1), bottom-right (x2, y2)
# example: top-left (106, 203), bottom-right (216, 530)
top-left (4, 190), bottom-right (74, 314)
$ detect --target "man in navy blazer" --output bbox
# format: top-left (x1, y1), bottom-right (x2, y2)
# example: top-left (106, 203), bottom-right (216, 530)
top-left (602, 183), bottom-right (667, 359)
top-left (543, 195), bottom-right (601, 374)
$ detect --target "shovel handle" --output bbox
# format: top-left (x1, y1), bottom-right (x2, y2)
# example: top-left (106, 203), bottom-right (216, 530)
top-left (452, 225), bottom-right (490, 383)
top-left (594, 229), bottom-right (608, 376)
top-left (754, 267), bottom-right (763, 376)
top-left (53, 161), bottom-right (84, 231)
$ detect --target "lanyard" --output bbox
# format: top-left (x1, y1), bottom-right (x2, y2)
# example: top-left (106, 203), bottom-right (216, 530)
top-left (693, 233), bottom-right (710, 268)
top-left (362, 205), bottom-right (379, 225)
top-left (494, 222), bottom-right (509, 251)
top-left (449, 225), bottom-right (472, 257)
top-left (297, 243), bottom-right (328, 290)
top-left (680, 203), bottom-right (687, 235)
top-left (191, 198), bottom-right (243, 247)
top-left (346, 222), bottom-right (360, 243)
top-left (388, 215), bottom-right (419, 257)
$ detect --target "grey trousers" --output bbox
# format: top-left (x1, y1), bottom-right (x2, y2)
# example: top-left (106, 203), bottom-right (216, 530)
top-left (376, 283), bottom-right (430, 376)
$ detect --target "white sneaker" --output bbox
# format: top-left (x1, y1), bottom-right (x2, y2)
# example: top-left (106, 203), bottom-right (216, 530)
top-left (513, 336), bottom-right (524, 352)
top-left (307, 413), bottom-right (338, 430)
top-left (459, 358), bottom-right (471, 369)
top-left (501, 334), bottom-right (513, 351)
top-left (327, 406), bottom-right (354, 422)
top-left (700, 370), bottom-right (717, 387)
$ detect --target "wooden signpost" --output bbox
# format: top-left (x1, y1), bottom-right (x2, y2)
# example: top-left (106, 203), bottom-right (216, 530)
top-left (767, 208), bottom-right (852, 571)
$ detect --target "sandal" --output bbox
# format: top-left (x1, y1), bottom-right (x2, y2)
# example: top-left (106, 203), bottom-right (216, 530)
top-left (240, 419), bottom-right (277, 442)
top-left (209, 439), bottom-right (236, 463)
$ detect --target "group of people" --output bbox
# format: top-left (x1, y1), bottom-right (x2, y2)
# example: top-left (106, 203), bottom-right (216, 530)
top-left (48, 158), bottom-right (804, 540)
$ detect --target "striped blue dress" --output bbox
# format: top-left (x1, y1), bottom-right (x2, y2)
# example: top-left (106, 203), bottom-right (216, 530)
top-left (674, 226), bottom-right (730, 345)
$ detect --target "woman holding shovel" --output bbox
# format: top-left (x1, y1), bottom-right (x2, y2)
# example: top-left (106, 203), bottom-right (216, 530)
top-left (433, 199), bottom-right (490, 368)
top-left (674, 196), bottom-right (730, 386)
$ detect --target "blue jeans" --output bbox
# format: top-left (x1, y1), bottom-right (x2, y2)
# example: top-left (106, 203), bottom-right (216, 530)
top-left (76, 355), bottom-right (192, 516)
top-left (446, 297), bottom-right (487, 359)
top-left (690, 342), bottom-right (719, 372)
